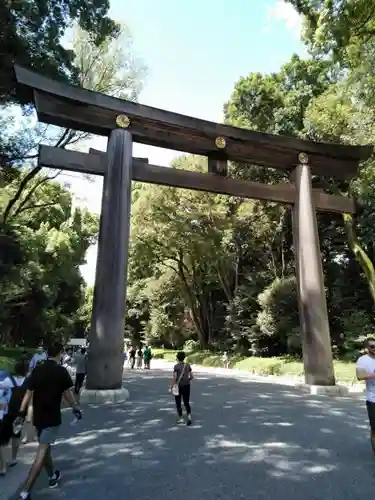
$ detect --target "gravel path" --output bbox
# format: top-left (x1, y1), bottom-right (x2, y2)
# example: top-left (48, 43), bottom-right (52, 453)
top-left (11, 367), bottom-right (375, 499)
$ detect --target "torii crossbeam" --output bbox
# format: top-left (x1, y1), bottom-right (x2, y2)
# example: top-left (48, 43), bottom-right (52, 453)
top-left (14, 65), bottom-right (372, 394)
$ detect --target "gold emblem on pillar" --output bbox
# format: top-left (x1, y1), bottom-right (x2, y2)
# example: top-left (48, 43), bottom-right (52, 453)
top-left (298, 152), bottom-right (309, 164)
top-left (215, 136), bottom-right (226, 149)
top-left (116, 115), bottom-right (131, 128)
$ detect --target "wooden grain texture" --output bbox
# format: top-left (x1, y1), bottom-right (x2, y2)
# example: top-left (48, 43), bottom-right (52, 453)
top-left (38, 146), bottom-right (356, 213)
top-left (85, 129), bottom-right (133, 390)
top-left (293, 163), bottom-right (335, 385)
top-left (39, 145), bottom-right (148, 173)
top-left (208, 156), bottom-right (228, 176)
top-left (14, 65), bottom-right (372, 179)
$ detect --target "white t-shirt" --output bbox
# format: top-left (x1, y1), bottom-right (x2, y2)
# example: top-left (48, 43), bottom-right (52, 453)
top-left (0, 376), bottom-right (25, 420)
top-left (29, 351), bottom-right (47, 372)
top-left (356, 354), bottom-right (375, 402)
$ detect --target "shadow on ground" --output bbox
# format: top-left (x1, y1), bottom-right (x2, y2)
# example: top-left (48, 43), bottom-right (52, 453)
top-left (27, 369), bottom-right (374, 500)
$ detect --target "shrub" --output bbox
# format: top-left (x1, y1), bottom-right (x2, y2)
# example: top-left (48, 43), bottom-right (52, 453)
top-left (183, 339), bottom-right (200, 352)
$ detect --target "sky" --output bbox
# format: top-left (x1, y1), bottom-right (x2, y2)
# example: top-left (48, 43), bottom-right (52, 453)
top-left (62, 0), bottom-right (305, 286)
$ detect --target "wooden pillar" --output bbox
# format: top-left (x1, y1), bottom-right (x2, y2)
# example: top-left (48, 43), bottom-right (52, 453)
top-left (292, 156), bottom-right (335, 386)
top-left (86, 129), bottom-right (133, 390)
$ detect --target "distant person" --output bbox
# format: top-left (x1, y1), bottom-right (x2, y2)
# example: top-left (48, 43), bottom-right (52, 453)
top-left (169, 351), bottom-right (193, 426)
top-left (129, 346), bottom-right (136, 369)
top-left (143, 345), bottom-right (152, 369)
top-left (136, 347), bottom-right (143, 369)
top-left (356, 337), bottom-right (375, 454)
top-left (73, 348), bottom-right (87, 396)
top-left (15, 342), bottom-right (82, 500)
top-left (28, 345), bottom-right (47, 373)
top-left (222, 352), bottom-right (230, 369)
top-left (0, 360), bottom-right (28, 475)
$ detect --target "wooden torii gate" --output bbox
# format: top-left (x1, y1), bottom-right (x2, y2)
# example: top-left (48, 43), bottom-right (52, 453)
top-left (14, 65), bottom-right (372, 397)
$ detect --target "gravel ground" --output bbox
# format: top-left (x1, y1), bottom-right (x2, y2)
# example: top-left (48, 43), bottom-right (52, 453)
top-left (8, 367), bottom-right (375, 500)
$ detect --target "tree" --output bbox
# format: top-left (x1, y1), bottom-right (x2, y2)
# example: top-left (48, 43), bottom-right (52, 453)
top-left (286, 0), bottom-right (375, 62)
top-left (129, 155), bottom-right (286, 349)
top-left (1, 0), bottom-right (118, 104)
top-left (73, 25), bottom-right (147, 102)
top-left (304, 83), bottom-right (375, 306)
top-left (0, 171), bottom-right (99, 346)
top-left (224, 51), bottom-right (375, 348)
top-left (1, 24), bottom-right (148, 223)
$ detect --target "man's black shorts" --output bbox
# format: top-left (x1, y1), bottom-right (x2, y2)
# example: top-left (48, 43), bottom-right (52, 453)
top-left (366, 401), bottom-right (375, 430)
top-left (0, 415), bottom-right (21, 446)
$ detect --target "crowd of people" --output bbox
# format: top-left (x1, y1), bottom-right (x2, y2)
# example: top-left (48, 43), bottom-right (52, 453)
top-left (0, 343), bottom-right (82, 499)
top-left (0, 340), bottom-right (196, 498)
top-left (124, 344), bottom-right (153, 370)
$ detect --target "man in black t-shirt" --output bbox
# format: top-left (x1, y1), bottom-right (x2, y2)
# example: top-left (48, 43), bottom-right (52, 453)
top-left (15, 343), bottom-right (82, 500)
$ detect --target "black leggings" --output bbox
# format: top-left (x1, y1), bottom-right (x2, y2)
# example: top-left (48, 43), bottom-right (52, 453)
top-left (175, 384), bottom-right (191, 416)
top-left (75, 373), bottom-right (86, 394)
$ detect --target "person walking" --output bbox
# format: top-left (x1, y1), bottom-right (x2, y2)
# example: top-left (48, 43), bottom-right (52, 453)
top-left (14, 342), bottom-right (82, 499)
top-left (0, 359), bottom-right (28, 475)
top-left (136, 347), bottom-right (143, 369)
top-left (143, 345), bottom-right (152, 369)
top-left (129, 346), bottom-right (136, 369)
top-left (73, 347), bottom-right (87, 396)
top-left (169, 351), bottom-right (193, 426)
top-left (356, 337), bottom-right (375, 454)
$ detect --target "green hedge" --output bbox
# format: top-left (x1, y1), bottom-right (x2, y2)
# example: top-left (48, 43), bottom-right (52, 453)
top-left (152, 349), bottom-right (358, 384)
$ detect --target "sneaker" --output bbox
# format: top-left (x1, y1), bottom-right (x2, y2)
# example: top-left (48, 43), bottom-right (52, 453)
top-left (187, 415), bottom-right (192, 426)
top-left (176, 417), bottom-right (184, 424)
top-left (48, 470), bottom-right (61, 488)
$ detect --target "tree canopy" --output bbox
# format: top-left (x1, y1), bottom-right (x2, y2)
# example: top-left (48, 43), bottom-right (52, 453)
top-left (1, 0), bottom-right (118, 103)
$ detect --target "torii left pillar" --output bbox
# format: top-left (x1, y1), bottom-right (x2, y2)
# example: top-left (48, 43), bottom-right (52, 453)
top-left (82, 128), bottom-right (132, 403)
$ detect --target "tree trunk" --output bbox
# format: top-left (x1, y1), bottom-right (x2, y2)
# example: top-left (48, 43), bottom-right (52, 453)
top-left (343, 213), bottom-right (375, 304)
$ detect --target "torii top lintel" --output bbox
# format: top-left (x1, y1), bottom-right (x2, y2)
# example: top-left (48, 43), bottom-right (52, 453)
top-left (14, 65), bottom-right (372, 179)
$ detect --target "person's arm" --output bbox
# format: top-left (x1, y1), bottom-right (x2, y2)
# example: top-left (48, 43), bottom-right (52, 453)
top-left (63, 388), bottom-right (80, 411)
top-left (189, 365), bottom-right (194, 381)
top-left (60, 368), bottom-right (80, 411)
top-left (27, 356), bottom-right (35, 375)
top-left (19, 389), bottom-right (32, 414)
top-left (19, 370), bottom-right (35, 414)
top-left (356, 367), bottom-right (375, 381)
top-left (356, 359), bottom-right (375, 380)
top-left (170, 369), bottom-right (177, 388)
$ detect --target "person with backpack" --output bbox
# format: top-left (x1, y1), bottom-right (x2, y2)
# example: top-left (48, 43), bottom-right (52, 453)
top-left (14, 342), bottom-right (82, 499)
top-left (0, 359), bottom-right (28, 475)
top-left (169, 351), bottom-right (193, 426)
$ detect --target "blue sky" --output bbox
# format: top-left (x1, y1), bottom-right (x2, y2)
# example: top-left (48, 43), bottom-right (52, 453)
top-left (71, 0), bottom-right (304, 284)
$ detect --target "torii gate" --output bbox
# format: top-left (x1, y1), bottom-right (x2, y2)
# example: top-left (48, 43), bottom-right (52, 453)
top-left (14, 65), bottom-right (372, 401)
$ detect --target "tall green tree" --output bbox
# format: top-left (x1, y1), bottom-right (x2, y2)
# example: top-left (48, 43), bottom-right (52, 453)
top-left (1, 0), bottom-right (118, 104)
top-left (0, 171), bottom-right (98, 346)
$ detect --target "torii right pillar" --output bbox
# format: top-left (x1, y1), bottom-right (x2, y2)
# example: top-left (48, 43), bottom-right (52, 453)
top-left (292, 153), bottom-right (335, 387)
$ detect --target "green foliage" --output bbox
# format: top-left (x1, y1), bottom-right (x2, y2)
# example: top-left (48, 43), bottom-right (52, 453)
top-left (183, 339), bottom-right (200, 352)
top-left (256, 277), bottom-right (300, 353)
top-left (0, 169), bottom-right (99, 346)
top-left (1, 0), bottom-right (118, 104)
